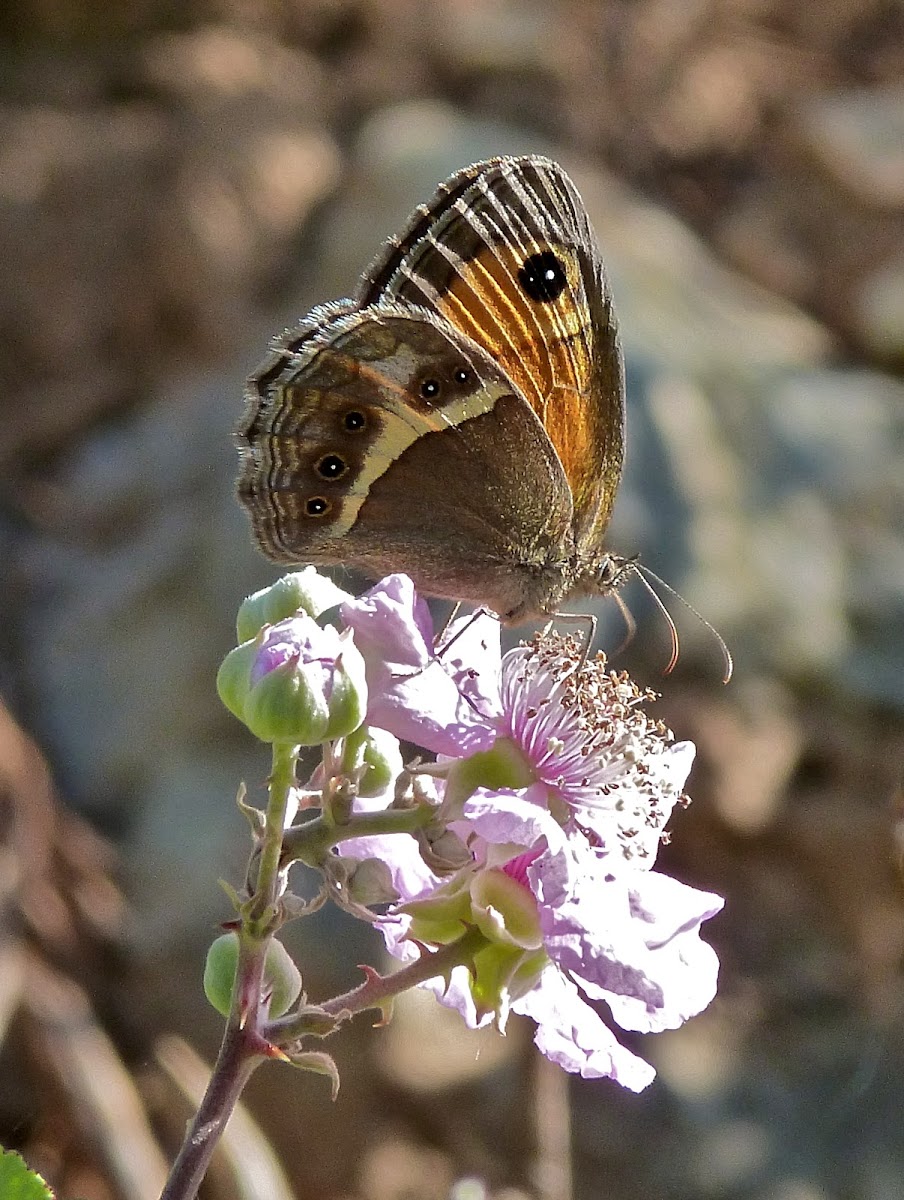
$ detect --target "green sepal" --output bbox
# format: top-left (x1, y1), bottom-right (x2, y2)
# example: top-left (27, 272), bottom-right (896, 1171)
top-left (443, 737), bottom-right (536, 816)
top-left (347, 726), bottom-right (403, 798)
top-left (322, 644), bottom-right (368, 740)
top-left (469, 943), bottom-right (548, 1026)
top-left (244, 658), bottom-right (329, 745)
top-left (286, 1050), bottom-right (341, 1099)
top-left (508, 946), bottom-right (548, 999)
top-left (216, 638), bottom-right (259, 722)
top-left (403, 880), bottom-right (473, 946)
top-left (471, 867), bottom-right (544, 949)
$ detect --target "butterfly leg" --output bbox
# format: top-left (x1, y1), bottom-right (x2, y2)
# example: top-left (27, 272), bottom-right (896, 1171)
top-left (434, 601), bottom-right (463, 646)
top-left (434, 606), bottom-right (495, 659)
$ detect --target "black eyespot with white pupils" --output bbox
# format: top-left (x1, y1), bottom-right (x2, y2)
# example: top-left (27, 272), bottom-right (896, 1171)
top-left (343, 409), bottom-right (366, 432)
top-left (415, 362), bottom-right (476, 405)
top-left (316, 453), bottom-right (347, 480)
top-left (303, 417), bottom-right (367, 515)
top-left (303, 455), bottom-right (346, 519)
top-left (518, 250), bottom-right (568, 303)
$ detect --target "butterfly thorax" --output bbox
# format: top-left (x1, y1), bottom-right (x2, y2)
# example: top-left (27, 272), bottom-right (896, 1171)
top-left (493, 546), bottom-right (623, 625)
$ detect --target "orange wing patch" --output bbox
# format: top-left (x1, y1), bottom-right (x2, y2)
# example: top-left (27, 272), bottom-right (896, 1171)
top-left (432, 241), bottom-right (604, 516)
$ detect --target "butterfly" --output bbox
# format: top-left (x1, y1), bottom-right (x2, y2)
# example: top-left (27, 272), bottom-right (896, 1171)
top-left (236, 155), bottom-right (628, 626)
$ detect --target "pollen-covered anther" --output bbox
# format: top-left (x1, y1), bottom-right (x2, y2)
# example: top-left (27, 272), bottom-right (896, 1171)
top-left (498, 628), bottom-right (689, 841)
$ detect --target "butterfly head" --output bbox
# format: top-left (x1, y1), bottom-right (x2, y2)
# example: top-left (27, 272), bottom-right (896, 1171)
top-left (595, 553), bottom-right (640, 594)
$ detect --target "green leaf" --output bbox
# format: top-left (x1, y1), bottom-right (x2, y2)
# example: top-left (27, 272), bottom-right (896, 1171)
top-left (0, 1149), bottom-right (55, 1200)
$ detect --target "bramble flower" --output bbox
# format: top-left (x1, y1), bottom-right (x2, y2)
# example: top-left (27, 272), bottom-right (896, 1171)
top-left (368, 780), bottom-right (722, 1091)
top-left (342, 575), bottom-right (692, 849)
top-left (217, 571), bottom-right (724, 1090)
top-left (337, 574), bottom-right (724, 1090)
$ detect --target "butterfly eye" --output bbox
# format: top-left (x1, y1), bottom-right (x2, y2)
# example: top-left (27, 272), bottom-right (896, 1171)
top-left (518, 250), bottom-right (568, 303)
top-left (316, 454), bottom-right (347, 479)
top-left (343, 410), bottom-right (366, 431)
top-left (420, 379), bottom-right (440, 400)
top-left (305, 497), bottom-right (330, 517)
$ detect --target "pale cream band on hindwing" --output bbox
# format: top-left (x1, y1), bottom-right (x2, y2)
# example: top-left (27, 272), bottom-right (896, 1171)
top-left (271, 336), bottom-right (512, 541)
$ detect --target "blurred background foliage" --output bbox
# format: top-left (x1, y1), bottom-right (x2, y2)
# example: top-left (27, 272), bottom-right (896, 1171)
top-left (0, 1), bottom-right (902, 1198)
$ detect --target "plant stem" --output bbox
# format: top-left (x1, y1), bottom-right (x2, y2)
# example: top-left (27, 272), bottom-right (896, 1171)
top-left (158, 741), bottom-right (297, 1200)
top-left (158, 1017), bottom-right (261, 1200)
top-left (249, 741), bottom-right (297, 926)
top-left (281, 803), bottom-right (434, 866)
top-left (267, 924), bottom-right (489, 1042)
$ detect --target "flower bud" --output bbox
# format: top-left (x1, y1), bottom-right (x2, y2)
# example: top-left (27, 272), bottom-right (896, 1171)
top-left (203, 932), bottom-right (303, 1018)
top-left (236, 568), bottom-right (353, 643)
top-left (358, 727), bottom-right (403, 798)
top-left (341, 855), bottom-right (399, 905)
top-left (217, 616), bottom-right (367, 745)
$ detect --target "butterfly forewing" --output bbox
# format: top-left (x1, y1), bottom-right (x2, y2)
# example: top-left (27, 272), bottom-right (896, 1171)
top-left (360, 156), bottom-right (625, 545)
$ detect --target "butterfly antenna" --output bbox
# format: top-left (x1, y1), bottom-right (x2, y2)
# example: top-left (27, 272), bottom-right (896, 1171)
top-left (624, 565), bottom-right (680, 676)
top-left (635, 564), bottom-right (734, 684)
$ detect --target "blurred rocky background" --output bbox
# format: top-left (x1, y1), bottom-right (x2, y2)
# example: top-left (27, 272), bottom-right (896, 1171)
top-left (0, 1), bottom-right (902, 1198)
